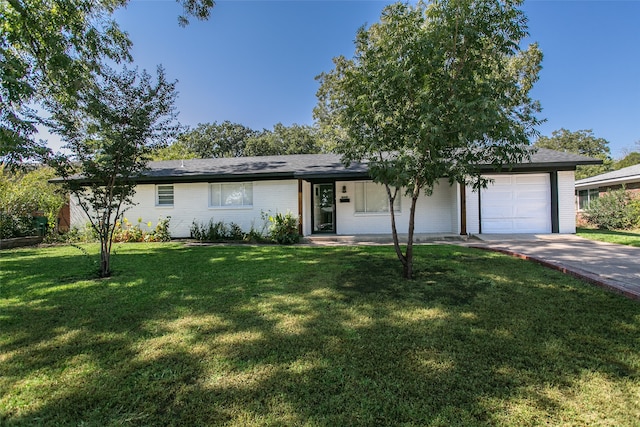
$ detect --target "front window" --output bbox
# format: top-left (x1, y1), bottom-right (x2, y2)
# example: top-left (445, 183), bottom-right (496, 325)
top-left (577, 188), bottom-right (599, 210)
top-left (156, 185), bottom-right (174, 206)
top-left (354, 182), bottom-right (400, 213)
top-left (210, 183), bottom-right (253, 207)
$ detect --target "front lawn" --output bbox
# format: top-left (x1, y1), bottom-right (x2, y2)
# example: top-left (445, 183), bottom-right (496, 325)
top-left (1, 243), bottom-right (638, 426)
top-left (577, 227), bottom-right (640, 247)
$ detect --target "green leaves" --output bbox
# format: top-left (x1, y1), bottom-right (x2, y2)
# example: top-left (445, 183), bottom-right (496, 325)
top-left (315, 0), bottom-right (542, 277)
top-left (47, 65), bottom-right (180, 276)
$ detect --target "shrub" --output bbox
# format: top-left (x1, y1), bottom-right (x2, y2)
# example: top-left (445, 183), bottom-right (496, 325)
top-left (0, 166), bottom-right (66, 235)
top-left (190, 219), bottom-right (232, 242)
top-left (64, 223), bottom-right (100, 243)
top-left (583, 188), bottom-right (637, 230)
top-left (0, 213), bottom-right (33, 239)
top-left (266, 211), bottom-right (300, 244)
top-left (112, 217), bottom-right (172, 243)
top-left (153, 216), bottom-right (172, 242)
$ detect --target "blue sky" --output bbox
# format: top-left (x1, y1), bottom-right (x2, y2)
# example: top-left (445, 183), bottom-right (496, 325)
top-left (48, 0), bottom-right (640, 158)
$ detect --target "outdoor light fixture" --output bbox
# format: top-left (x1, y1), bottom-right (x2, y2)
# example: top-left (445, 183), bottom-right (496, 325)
top-left (342, 185), bottom-right (347, 193)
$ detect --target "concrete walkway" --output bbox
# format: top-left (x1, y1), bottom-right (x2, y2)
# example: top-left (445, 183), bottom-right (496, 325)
top-left (465, 234), bottom-right (640, 300)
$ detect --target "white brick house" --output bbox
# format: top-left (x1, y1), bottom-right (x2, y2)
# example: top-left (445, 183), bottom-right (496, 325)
top-left (68, 149), bottom-right (600, 238)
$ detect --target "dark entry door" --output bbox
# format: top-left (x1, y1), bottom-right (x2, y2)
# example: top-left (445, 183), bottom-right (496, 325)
top-left (313, 183), bottom-right (335, 233)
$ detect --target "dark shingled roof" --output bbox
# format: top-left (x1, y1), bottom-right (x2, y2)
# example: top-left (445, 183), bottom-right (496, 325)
top-left (53, 148), bottom-right (601, 184)
top-left (137, 153), bottom-right (369, 183)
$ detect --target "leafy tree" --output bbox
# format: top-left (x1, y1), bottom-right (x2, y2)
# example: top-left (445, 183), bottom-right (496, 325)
top-left (0, 165), bottom-right (66, 237)
top-left (535, 128), bottom-right (612, 179)
top-left (245, 123), bottom-right (326, 156)
top-left (615, 152), bottom-right (640, 170)
top-left (178, 121), bottom-right (257, 158)
top-left (0, 0), bottom-right (214, 166)
top-left (151, 140), bottom-right (198, 161)
top-left (48, 66), bottom-right (180, 277)
top-left (315, 0), bottom-right (542, 279)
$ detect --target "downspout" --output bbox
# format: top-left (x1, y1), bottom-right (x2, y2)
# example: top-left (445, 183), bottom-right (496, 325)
top-left (298, 179), bottom-right (303, 236)
top-left (550, 171), bottom-right (559, 233)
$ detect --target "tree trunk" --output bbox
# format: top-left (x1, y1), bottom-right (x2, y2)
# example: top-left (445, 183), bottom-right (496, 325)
top-left (386, 185), bottom-right (408, 272)
top-left (403, 193), bottom-right (419, 279)
top-left (100, 236), bottom-right (111, 277)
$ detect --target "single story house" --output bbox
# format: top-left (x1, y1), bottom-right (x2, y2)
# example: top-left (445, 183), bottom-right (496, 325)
top-left (575, 163), bottom-right (640, 210)
top-left (67, 148), bottom-right (600, 238)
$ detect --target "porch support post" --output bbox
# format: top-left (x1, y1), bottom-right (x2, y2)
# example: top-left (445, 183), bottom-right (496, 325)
top-left (550, 171), bottom-right (559, 233)
top-left (298, 179), bottom-right (304, 236)
top-left (459, 182), bottom-right (467, 235)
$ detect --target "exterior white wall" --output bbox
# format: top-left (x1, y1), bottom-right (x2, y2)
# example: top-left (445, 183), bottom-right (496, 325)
top-left (70, 180), bottom-right (300, 238)
top-left (557, 170), bottom-right (577, 233)
top-left (69, 195), bottom-right (90, 229)
top-left (334, 179), bottom-right (458, 235)
top-left (302, 180), bottom-right (312, 236)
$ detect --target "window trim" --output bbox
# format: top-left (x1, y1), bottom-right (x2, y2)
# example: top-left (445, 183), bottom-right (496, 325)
top-left (576, 188), bottom-right (599, 211)
top-left (354, 181), bottom-right (401, 214)
top-left (156, 184), bottom-right (174, 207)
top-left (208, 182), bottom-right (254, 208)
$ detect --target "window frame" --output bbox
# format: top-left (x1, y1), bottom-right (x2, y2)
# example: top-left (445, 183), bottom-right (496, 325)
top-left (577, 188), bottom-right (599, 211)
top-left (156, 184), bottom-right (174, 207)
top-left (209, 182), bottom-right (254, 208)
top-left (354, 181), bottom-right (401, 214)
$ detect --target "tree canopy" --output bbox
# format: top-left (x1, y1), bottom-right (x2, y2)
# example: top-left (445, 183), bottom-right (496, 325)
top-left (244, 123), bottom-right (326, 156)
top-left (615, 151), bottom-right (640, 170)
top-left (535, 128), bottom-right (612, 179)
top-left (535, 128), bottom-right (610, 158)
top-left (176, 121), bottom-right (257, 158)
top-left (0, 0), bottom-right (215, 166)
top-left (48, 66), bottom-right (180, 277)
top-left (315, 0), bottom-right (542, 278)
top-left (153, 122), bottom-right (327, 159)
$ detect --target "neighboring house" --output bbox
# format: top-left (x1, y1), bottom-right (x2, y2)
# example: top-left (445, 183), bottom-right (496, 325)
top-left (67, 148), bottom-right (599, 238)
top-left (575, 163), bottom-right (640, 210)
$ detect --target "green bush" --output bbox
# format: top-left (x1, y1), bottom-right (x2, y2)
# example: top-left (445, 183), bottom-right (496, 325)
top-left (63, 223), bottom-right (100, 243)
top-left (153, 216), bottom-right (172, 242)
top-left (0, 166), bottom-right (66, 235)
top-left (190, 219), bottom-right (232, 242)
top-left (190, 214), bottom-right (301, 245)
top-left (583, 188), bottom-right (638, 230)
top-left (0, 213), bottom-right (34, 239)
top-left (113, 217), bottom-right (172, 242)
top-left (266, 211), bottom-right (300, 244)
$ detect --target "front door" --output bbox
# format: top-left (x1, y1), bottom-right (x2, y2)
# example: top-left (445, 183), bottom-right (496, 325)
top-left (313, 183), bottom-right (335, 233)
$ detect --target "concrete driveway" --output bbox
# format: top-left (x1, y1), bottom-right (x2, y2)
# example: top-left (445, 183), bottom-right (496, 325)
top-left (468, 234), bottom-right (640, 300)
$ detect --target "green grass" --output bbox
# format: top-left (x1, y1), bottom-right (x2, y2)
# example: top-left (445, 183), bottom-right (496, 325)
top-left (1, 243), bottom-right (639, 426)
top-left (577, 227), bottom-right (640, 247)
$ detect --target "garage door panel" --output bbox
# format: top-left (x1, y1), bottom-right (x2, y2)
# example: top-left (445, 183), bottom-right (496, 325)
top-left (483, 206), bottom-right (516, 218)
top-left (482, 219), bottom-right (514, 233)
top-left (515, 190), bottom-right (548, 201)
top-left (484, 190), bottom-right (514, 202)
top-left (514, 204), bottom-right (547, 216)
top-left (481, 174), bottom-right (551, 234)
top-left (515, 175), bottom-right (546, 185)
top-left (513, 218), bottom-right (550, 233)
top-left (490, 176), bottom-right (513, 186)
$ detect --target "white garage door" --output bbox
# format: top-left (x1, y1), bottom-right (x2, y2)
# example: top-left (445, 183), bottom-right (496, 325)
top-left (481, 174), bottom-right (551, 234)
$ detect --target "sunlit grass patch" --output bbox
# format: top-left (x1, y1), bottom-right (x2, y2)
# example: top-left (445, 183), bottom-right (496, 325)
top-left (1, 242), bottom-right (638, 426)
top-left (577, 227), bottom-right (640, 247)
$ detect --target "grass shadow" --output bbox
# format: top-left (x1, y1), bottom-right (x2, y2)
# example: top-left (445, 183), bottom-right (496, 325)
top-left (1, 243), bottom-right (639, 425)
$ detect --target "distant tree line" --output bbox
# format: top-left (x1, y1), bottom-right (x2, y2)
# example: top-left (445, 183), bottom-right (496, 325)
top-left (152, 121), bottom-right (330, 160)
top-left (534, 128), bottom-right (640, 180)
